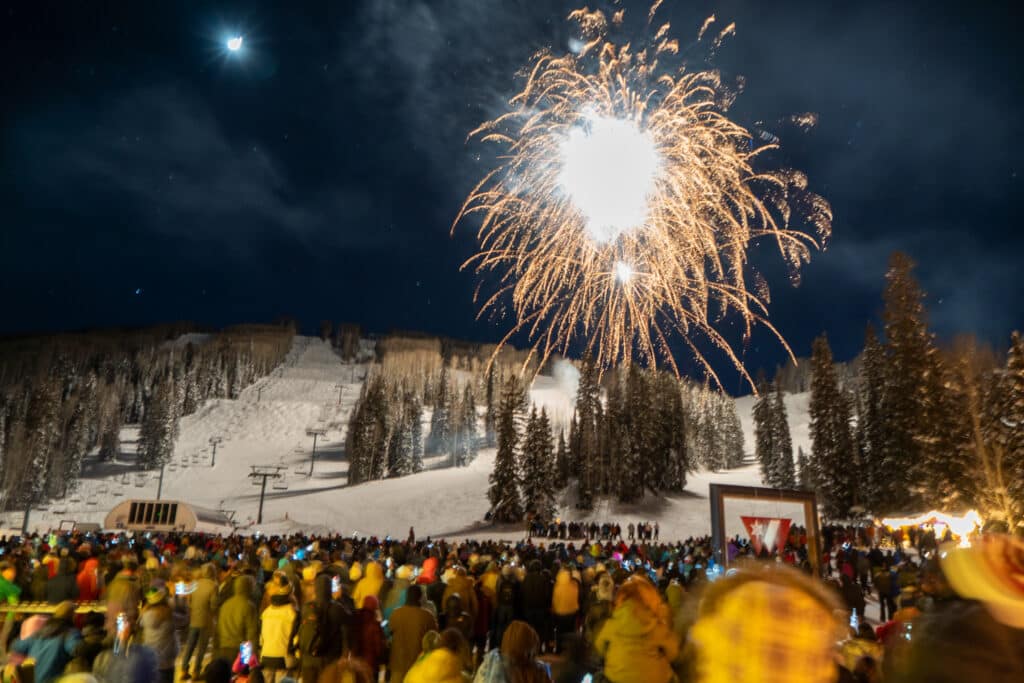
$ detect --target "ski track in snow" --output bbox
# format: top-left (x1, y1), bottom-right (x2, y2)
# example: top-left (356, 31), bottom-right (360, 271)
top-left (4, 337), bottom-right (811, 541)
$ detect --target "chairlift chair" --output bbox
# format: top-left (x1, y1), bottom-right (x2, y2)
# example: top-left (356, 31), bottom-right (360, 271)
top-left (272, 477), bottom-right (288, 491)
top-left (120, 473), bottom-right (130, 486)
top-left (134, 474), bottom-right (147, 487)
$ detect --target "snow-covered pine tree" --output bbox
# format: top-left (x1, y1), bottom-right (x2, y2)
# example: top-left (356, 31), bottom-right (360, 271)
top-left (426, 364), bottom-right (451, 455)
top-left (448, 385), bottom-right (465, 468)
top-left (460, 383), bottom-right (478, 465)
top-left (488, 375), bottom-right (524, 522)
top-left (137, 373), bottom-right (178, 471)
top-left (521, 405), bottom-right (556, 520)
top-left (752, 373), bottom-right (777, 484)
top-left (770, 382), bottom-right (796, 488)
top-left (406, 390), bottom-right (424, 473)
top-left (990, 332), bottom-right (1024, 530)
top-left (722, 399), bottom-right (746, 469)
top-left (809, 334), bottom-right (857, 518)
top-left (796, 446), bottom-right (812, 490)
top-left (386, 389), bottom-right (413, 478)
top-left (574, 355), bottom-right (600, 510)
top-left (603, 369), bottom-right (626, 497)
top-left (346, 374), bottom-right (390, 484)
top-left (879, 252), bottom-right (934, 512)
top-left (554, 430), bottom-right (569, 489)
top-left (59, 373), bottom-right (95, 494)
top-left (856, 324), bottom-right (886, 512)
top-left (484, 364), bottom-right (497, 447)
top-left (651, 372), bottom-right (688, 491)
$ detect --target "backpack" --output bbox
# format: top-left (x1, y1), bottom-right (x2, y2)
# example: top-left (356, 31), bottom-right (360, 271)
top-left (297, 602), bottom-right (324, 658)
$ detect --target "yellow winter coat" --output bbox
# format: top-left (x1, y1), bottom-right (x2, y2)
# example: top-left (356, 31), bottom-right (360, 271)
top-left (260, 601), bottom-right (298, 659)
top-left (403, 647), bottom-right (464, 683)
top-left (595, 592), bottom-right (679, 683)
top-left (442, 570), bottom-right (478, 620)
top-left (352, 561), bottom-right (384, 609)
top-left (552, 569), bottom-right (580, 616)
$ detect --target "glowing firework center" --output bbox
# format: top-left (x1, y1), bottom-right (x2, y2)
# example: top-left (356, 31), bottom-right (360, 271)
top-left (557, 114), bottom-right (662, 244)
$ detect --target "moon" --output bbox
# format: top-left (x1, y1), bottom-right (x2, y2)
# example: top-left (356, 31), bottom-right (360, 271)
top-left (227, 36), bottom-right (243, 52)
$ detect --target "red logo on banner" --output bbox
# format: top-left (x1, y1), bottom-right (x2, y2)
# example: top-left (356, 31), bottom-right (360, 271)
top-left (741, 516), bottom-right (793, 555)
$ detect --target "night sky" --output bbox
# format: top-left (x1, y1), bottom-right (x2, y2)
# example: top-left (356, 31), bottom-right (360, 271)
top-left (3, 1), bottom-right (1020, 385)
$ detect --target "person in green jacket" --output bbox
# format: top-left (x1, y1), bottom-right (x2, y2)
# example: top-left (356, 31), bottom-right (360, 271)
top-left (215, 574), bottom-right (259, 662)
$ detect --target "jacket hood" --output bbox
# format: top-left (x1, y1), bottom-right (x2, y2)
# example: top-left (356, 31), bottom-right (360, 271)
top-left (233, 574), bottom-right (255, 597)
top-left (555, 569), bottom-right (572, 586)
top-left (418, 557), bottom-right (439, 583)
top-left (611, 599), bottom-right (666, 638)
top-left (411, 647), bottom-right (462, 682)
top-left (364, 561), bottom-right (384, 581)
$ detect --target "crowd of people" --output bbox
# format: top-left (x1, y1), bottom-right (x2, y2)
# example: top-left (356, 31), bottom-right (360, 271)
top-left (0, 523), bottom-right (1019, 683)
top-left (525, 521), bottom-right (660, 543)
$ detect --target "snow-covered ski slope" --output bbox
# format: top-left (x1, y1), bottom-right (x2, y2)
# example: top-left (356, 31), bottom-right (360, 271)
top-left (4, 337), bottom-right (811, 541)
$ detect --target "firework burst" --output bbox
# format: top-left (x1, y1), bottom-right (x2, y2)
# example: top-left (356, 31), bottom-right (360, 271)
top-left (454, 6), bottom-right (832, 388)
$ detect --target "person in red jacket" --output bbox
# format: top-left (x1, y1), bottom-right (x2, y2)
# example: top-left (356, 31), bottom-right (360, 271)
top-left (350, 594), bottom-right (385, 677)
top-left (76, 544), bottom-right (101, 602)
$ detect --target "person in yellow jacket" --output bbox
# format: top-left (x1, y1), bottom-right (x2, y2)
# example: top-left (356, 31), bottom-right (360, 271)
top-left (442, 566), bottom-right (478, 623)
top-left (404, 628), bottom-right (470, 683)
top-left (551, 568), bottom-right (580, 647)
top-left (352, 561), bottom-right (384, 610)
top-left (594, 577), bottom-right (679, 683)
top-left (260, 572), bottom-right (299, 683)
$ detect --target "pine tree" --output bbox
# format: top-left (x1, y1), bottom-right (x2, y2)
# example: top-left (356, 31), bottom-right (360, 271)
top-left (809, 334), bottom-right (857, 518)
top-left (990, 332), bottom-right (1024, 530)
top-left (796, 446), bottom-right (812, 490)
top-left (21, 376), bottom-right (60, 507)
top-left (574, 355), bottom-right (601, 510)
top-left (464, 384), bottom-right (478, 464)
top-left (722, 400), bottom-right (746, 469)
top-left (407, 390), bottom-right (424, 473)
top-left (484, 364), bottom-right (497, 447)
top-left (752, 373), bottom-right (776, 484)
top-left (554, 430), bottom-right (569, 489)
top-left (386, 388), bottom-right (414, 478)
top-left (521, 406), bottom-right (556, 520)
top-left (879, 252), bottom-right (934, 512)
top-left (137, 374), bottom-right (178, 471)
top-left (769, 382), bottom-right (796, 488)
top-left (426, 365), bottom-right (451, 455)
top-left (489, 375), bottom-right (524, 522)
top-left (651, 372), bottom-right (688, 491)
top-left (346, 374), bottom-right (389, 484)
top-left (856, 324), bottom-right (886, 512)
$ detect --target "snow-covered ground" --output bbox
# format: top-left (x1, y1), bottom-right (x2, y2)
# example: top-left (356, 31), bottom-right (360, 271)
top-left (4, 337), bottom-right (806, 541)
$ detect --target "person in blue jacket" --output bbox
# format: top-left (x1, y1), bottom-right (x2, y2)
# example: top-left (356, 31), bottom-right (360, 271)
top-left (11, 600), bottom-right (83, 683)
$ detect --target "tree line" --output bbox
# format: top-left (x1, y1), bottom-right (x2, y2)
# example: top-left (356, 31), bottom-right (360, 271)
top-left (0, 324), bottom-right (293, 510)
top-left (489, 360), bottom-right (746, 523)
top-left (805, 252), bottom-right (1023, 531)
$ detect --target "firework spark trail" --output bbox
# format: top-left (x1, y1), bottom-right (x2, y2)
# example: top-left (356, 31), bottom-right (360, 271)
top-left (454, 4), bottom-right (832, 388)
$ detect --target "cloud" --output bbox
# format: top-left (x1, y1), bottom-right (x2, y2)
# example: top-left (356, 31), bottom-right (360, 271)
top-left (10, 85), bottom-right (381, 250)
